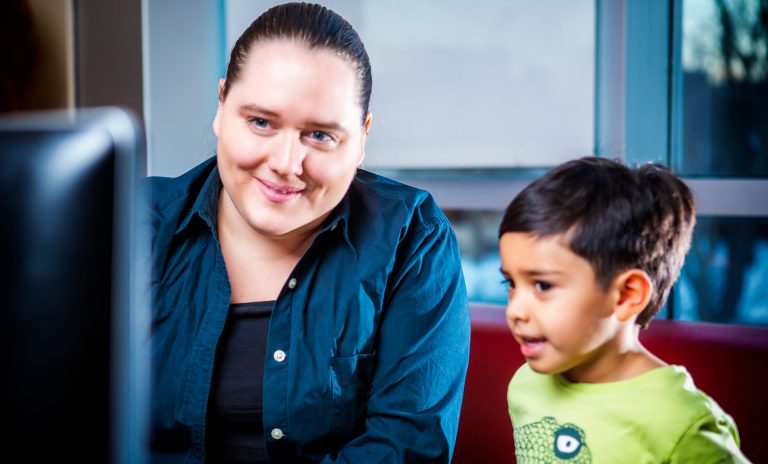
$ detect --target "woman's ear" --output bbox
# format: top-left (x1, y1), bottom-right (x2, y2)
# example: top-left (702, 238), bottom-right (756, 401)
top-left (612, 269), bottom-right (653, 322)
top-left (358, 112), bottom-right (373, 166)
top-left (213, 79), bottom-right (226, 136)
top-left (364, 111), bottom-right (373, 135)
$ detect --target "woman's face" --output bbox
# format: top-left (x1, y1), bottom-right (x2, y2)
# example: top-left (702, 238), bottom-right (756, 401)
top-left (213, 39), bottom-right (371, 240)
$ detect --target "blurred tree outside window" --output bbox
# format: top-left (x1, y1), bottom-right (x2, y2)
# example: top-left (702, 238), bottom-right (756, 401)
top-left (680, 0), bottom-right (768, 177)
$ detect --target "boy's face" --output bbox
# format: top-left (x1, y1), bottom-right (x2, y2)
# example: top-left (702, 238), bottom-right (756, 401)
top-left (500, 231), bottom-right (624, 383)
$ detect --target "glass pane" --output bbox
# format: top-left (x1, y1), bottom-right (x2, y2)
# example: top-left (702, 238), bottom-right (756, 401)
top-left (674, 216), bottom-right (768, 325)
top-left (679, 0), bottom-right (768, 177)
top-left (445, 210), bottom-right (506, 305)
top-left (449, 211), bottom-right (768, 327)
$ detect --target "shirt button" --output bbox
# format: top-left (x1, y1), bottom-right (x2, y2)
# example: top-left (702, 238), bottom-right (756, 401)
top-left (271, 428), bottom-right (284, 440)
top-left (330, 223), bottom-right (338, 231)
top-left (287, 277), bottom-right (297, 289)
top-left (273, 350), bottom-right (286, 362)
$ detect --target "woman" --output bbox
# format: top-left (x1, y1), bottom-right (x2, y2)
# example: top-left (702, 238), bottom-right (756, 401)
top-left (146, 3), bottom-right (470, 463)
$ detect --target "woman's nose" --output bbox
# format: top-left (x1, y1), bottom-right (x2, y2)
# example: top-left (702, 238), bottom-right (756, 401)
top-left (268, 132), bottom-right (304, 176)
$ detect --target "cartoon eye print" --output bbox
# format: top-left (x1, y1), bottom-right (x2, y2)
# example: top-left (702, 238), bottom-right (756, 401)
top-left (554, 425), bottom-right (583, 459)
top-left (515, 417), bottom-right (591, 462)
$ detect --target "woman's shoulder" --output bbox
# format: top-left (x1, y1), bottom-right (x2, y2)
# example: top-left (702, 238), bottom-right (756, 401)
top-left (343, 170), bottom-right (456, 250)
top-left (142, 156), bottom-right (217, 212)
top-left (351, 169), bottom-right (443, 221)
top-left (352, 169), bottom-right (426, 198)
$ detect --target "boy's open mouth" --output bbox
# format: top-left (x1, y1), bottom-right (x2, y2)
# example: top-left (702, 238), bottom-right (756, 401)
top-left (520, 336), bottom-right (547, 357)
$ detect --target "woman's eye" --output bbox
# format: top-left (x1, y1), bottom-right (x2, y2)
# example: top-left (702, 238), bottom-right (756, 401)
top-left (501, 278), bottom-right (515, 290)
top-left (249, 117), bottom-right (269, 129)
top-left (310, 131), bottom-right (332, 142)
top-left (534, 281), bottom-right (552, 292)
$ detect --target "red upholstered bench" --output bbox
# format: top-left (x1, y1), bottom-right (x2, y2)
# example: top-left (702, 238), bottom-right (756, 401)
top-left (452, 304), bottom-right (768, 464)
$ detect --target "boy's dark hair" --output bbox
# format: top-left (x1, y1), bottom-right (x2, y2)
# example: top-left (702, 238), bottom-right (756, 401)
top-left (221, 2), bottom-right (372, 125)
top-left (498, 156), bottom-right (696, 327)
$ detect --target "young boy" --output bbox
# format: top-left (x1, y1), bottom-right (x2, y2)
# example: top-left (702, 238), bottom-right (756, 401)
top-left (499, 157), bottom-right (750, 463)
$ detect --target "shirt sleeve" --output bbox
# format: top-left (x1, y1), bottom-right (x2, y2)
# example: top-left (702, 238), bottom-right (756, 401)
top-left (321, 218), bottom-right (471, 463)
top-left (670, 410), bottom-right (752, 464)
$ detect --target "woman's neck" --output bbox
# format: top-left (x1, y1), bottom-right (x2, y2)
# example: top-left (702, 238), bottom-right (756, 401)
top-left (217, 189), bottom-right (318, 258)
top-left (217, 191), bottom-right (319, 303)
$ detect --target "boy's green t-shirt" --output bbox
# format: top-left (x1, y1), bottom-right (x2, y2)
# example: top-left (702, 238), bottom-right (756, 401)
top-left (507, 364), bottom-right (750, 463)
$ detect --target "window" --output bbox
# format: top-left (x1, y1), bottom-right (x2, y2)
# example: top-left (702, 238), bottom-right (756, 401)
top-left (671, 0), bottom-right (768, 325)
top-left (415, 1), bottom-right (768, 327)
top-left (676, 217), bottom-right (768, 325)
top-left (446, 209), bottom-right (506, 305)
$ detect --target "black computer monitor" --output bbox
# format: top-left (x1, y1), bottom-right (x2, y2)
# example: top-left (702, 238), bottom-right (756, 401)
top-left (0, 107), bottom-right (150, 464)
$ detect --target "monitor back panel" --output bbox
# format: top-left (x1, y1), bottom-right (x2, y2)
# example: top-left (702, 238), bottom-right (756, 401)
top-left (0, 108), bottom-right (148, 464)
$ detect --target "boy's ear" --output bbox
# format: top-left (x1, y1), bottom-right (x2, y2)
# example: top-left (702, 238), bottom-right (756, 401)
top-left (612, 269), bottom-right (653, 322)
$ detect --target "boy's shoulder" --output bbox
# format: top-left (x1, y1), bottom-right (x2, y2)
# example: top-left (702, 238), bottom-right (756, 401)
top-left (509, 364), bottom-right (725, 420)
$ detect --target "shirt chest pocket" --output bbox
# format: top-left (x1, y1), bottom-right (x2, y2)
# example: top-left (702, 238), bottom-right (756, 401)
top-left (329, 353), bottom-right (375, 440)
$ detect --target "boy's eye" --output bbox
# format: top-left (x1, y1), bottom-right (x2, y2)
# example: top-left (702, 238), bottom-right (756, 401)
top-left (501, 278), bottom-right (515, 290)
top-left (534, 281), bottom-right (552, 292)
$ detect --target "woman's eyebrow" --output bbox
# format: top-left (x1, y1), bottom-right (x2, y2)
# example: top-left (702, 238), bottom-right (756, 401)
top-left (238, 103), bottom-right (279, 118)
top-left (306, 120), bottom-right (348, 135)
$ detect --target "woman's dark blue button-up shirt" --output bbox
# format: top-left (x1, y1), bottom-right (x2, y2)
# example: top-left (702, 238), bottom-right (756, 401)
top-left (146, 157), bottom-right (470, 463)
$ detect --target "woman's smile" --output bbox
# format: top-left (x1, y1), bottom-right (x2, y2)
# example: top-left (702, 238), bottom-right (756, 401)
top-left (256, 177), bottom-right (304, 203)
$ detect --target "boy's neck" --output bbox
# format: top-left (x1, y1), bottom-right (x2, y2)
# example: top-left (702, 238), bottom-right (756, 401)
top-left (562, 325), bottom-right (666, 384)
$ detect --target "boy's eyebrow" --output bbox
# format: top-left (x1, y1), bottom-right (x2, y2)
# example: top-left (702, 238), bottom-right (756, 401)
top-left (498, 267), bottom-right (562, 277)
top-left (526, 269), bottom-right (562, 276)
top-left (500, 268), bottom-right (563, 277)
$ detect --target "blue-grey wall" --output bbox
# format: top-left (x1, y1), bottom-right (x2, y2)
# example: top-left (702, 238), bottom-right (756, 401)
top-left (143, 0), bottom-right (225, 177)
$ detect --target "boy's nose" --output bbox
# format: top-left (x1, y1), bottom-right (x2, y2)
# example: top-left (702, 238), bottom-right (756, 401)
top-left (505, 294), bottom-right (529, 325)
top-left (268, 132), bottom-right (304, 176)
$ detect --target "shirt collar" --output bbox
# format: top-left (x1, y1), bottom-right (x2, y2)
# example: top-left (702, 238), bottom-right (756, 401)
top-left (173, 164), bottom-right (357, 254)
top-left (175, 164), bottom-right (222, 236)
top-left (319, 190), bottom-right (355, 254)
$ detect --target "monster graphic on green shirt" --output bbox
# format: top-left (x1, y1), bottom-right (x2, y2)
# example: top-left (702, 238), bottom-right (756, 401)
top-left (514, 416), bottom-right (591, 463)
